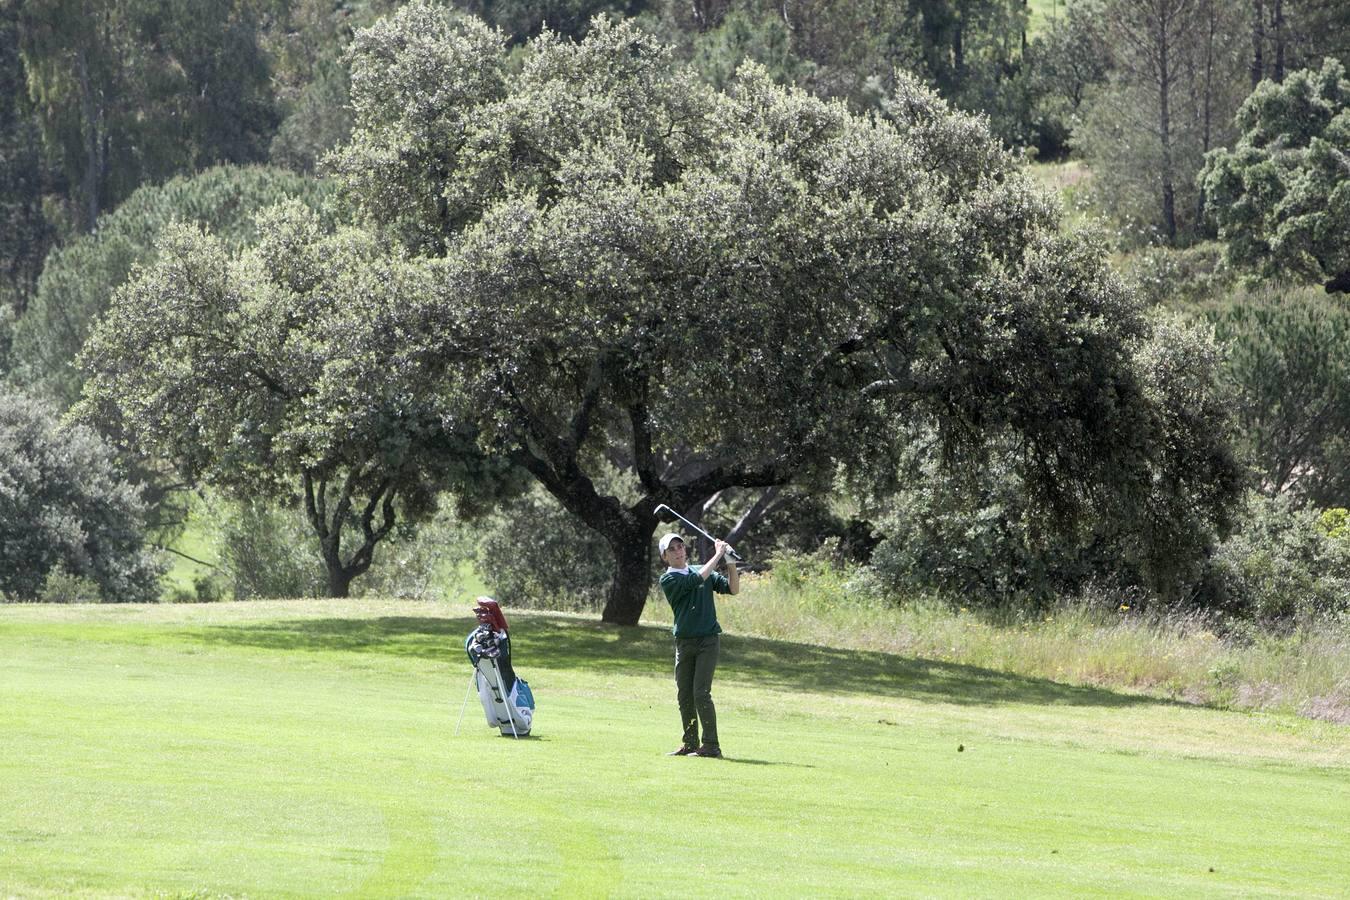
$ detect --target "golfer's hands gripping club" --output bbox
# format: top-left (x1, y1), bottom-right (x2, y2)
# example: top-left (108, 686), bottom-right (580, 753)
top-left (713, 540), bottom-right (738, 567)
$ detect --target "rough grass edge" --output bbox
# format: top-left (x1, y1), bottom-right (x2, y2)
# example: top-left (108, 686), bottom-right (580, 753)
top-left (642, 567), bottom-right (1350, 726)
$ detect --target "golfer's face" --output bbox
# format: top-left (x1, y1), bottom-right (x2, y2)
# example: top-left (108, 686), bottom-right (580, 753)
top-left (664, 540), bottom-right (687, 566)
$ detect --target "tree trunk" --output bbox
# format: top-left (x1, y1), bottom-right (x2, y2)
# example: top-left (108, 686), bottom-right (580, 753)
top-left (522, 446), bottom-right (662, 624)
top-left (326, 564), bottom-right (355, 598)
top-left (509, 382), bottom-right (785, 623)
top-left (75, 48), bottom-right (103, 231)
top-left (1272, 0), bottom-right (1285, 81)
top-left (1157, 9), bottom-right (1178, 243)
top-left (954, 21), bottom-right (965, 77)
top-left (1251, 0), bottom-right (1265, 87)
top-left (1198, 0), bottom-right (1217, 227)
top-left (602, 529), bottom-right (656, 625)
top-left (302, 470), bottom-right (374, 599)
top-left (725, 486), bottom-right (783, 548)
top-left (317, 524), bottom-right (351, 598)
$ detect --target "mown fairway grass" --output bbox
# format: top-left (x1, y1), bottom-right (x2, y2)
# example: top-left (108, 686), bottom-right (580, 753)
top-left (2, 601), bottom-right (1347, 898)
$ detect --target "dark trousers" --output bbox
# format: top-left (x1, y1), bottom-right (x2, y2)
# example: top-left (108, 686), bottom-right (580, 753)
top-left (674, 634), bottom-right (719, 749)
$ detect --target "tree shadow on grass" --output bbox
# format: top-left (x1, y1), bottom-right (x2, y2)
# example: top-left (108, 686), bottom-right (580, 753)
top-left (189, 613), bottom-right (1164, 710)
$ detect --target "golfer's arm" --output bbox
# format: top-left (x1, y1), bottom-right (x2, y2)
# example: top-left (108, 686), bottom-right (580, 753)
top-left (726, 562), bottom-right (739, 595)
top-left (699, 541), bottom-right (729, 580)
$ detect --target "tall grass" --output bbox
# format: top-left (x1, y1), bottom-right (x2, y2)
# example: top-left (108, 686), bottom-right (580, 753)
top-left (641, 563), bottom-right (1350, 725)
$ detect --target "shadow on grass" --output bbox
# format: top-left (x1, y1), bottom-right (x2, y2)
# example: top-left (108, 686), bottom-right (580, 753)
top-left (188, 614), bottom-right (1161, 710)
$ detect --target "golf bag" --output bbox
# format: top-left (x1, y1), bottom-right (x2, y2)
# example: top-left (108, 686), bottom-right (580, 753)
top-left (464, 599), bottom-right (534, 737)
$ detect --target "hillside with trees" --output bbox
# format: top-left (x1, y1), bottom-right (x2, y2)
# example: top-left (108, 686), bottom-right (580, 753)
top-left (2, 0), bottom-right (1348, 634)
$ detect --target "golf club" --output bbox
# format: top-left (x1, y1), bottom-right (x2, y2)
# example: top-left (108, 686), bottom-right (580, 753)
top-left (653, 503), bottom-right (745, 562)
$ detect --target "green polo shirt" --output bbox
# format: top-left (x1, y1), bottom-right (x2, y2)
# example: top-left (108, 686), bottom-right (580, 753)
top-left (660, 567), bottom-right (731, 639)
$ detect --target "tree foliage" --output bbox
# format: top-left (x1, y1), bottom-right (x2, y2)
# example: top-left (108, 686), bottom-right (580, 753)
top-left (264, 0), bottom-right (406, 173)
top-left (0, 387), bottom-right (162, 602)
top-left (867, 312), bottom-right (1243, 607)
top-left (1201, 58), bottom-right (1350, 293)
top-left (317, 6), bottom-right (1243, 622)
top-left (1202, 491), bottom-right (1350, 621)
top-left (676, 6), bottom-right (816, 95)
top-left (14, 0), bottom-right (278, 230)
top-left (78, 202), bottom-right (526, 597)
top-left (12, 164), bottom-right (332, 407)
top-left (1022, 4), bottom-right (1111, 159)
top-left (1210, 288), bottom-right (1350, 506)
top-left (0, 1), bottom-right (60, 323)
top-left (468, 0), bottom-right (650, 43)
top-left (1076, 0), bottom-right (1250, 244)
top-left (1248, 0), bottom-right (1350, 88)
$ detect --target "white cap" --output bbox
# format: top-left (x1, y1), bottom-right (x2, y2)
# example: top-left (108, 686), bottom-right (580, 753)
top-left (658, 533), bottom-right (684, 555)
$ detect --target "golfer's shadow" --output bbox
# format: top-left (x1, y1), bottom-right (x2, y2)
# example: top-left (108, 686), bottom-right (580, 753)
top-left (721, 756), bottom-right (812, 768)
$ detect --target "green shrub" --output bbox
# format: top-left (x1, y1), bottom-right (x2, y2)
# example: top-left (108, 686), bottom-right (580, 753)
top-left (1321, 509), bottom-right (1350, 539)
top-left (0, 389), bottom-right (164, 602)
top-left (357, 505), bottom-right (474, 601)
top-left (192, 574), bottom-right (226, 603)
top-left (165, 585), bottom-right (197, 604)
top-left (163, 573), bottom-right (227, 604)
top-left (865, 453), bottom-right (1100, 610)
top-left (1122, 243), bottom-right (1231, 307)
top-left (1201, 493), bottom-right (1350, 622)
top-left (197, 492), bottom-right (325, 600)
top-left (475, 486), bottom-right (613, 611)
top-left (862, 311), bottom-right (1241, 615)
top-left (766, 539), bottom-right (885, 613)
top-left (38, 565), bottom-right (102, 604)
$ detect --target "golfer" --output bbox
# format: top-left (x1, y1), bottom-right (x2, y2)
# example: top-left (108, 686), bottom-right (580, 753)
top-left (657, 532), bottom-right (739, 758)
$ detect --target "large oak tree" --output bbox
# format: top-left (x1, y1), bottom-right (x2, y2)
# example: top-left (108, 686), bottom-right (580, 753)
top-left (333, 6), bottom-right (1242, 622)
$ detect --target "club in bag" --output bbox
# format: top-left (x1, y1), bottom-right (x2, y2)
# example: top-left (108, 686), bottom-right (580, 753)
top-left (653, 503), bottom-right (745, 562)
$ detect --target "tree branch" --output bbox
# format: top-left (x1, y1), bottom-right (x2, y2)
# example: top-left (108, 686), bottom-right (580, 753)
top-left (675, 464), bottom-right (788, 508)
top-left (350, 478), bottom-right (397, 574)
top-left (567, 353), bottom-right (608, 454)
top-left (725, 485), bottom-right (782, 546)
top-left (155, 545), bottom-right (218, 569)
top-left (630, 398), bottom-right (664, 497)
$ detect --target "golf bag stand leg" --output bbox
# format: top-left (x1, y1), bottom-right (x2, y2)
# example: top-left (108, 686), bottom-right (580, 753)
top-left (454, 670), bottom-right (479, 736)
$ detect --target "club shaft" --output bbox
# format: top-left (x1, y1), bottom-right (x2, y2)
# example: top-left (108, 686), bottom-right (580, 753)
top-left (655, 505), bottom-right (744, 561)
